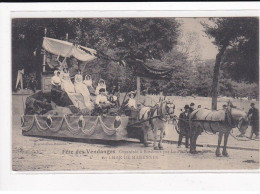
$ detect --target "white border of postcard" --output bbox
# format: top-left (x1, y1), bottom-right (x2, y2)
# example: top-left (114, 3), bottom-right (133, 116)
top-left (0, 2), bottom-right (260, 191)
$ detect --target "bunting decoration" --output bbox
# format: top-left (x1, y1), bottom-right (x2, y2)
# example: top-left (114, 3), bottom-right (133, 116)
top-left (133, 59), bottom-right (173, 80)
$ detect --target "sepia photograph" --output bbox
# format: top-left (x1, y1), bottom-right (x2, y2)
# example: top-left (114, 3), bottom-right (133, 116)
top-left (12, 16), bottom-right (259, 171)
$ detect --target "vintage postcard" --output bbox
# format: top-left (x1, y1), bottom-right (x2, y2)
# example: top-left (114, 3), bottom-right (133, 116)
top-left (12, 15), bottom-right (259, 172)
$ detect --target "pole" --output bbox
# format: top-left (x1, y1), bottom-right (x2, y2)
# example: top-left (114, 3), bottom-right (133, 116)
top-left (42, 28), bottom-right (47, 72)
top-left (20, 70), bottom-right (25, 114)
top-left (136, 76), bottom-right (140, 104)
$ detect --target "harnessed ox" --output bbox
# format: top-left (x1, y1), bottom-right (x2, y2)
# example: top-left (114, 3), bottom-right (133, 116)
top-left (189, 107), bottom-right (249, 156)
top-left (139, 97), bottom-right (175, 150)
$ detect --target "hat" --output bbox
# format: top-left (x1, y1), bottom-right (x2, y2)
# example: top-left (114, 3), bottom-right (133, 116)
top-left (85, 75), bottom-right (91, 80)
top-left (128, 91), bottom-right (137, 97)
top-left (99, 79), bottom-right (105, 84)
top-left (251, 103), bottom-right (255, 106)
top-left (99, 88), bottom-right (105, 93)
top-left (190, 102), bottom-right (195, 106)
top-left (184, 105), bottom-right (189, 109)
top-left (54, 70), bottom-right (59, 75)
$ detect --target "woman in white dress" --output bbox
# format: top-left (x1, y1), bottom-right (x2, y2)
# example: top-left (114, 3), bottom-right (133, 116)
top-left (83, 75), bottom-right (95, 95)
top-left (60, 68), bottom-right (75, 94)
top-left (74, 70), bottom-right (91, 108)
top-left (51, 70), bottom-right (61, 89)
top-left (95, 79), bottom-right (107, 95)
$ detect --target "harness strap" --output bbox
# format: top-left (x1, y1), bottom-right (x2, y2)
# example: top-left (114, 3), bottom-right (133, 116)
top-left (225, 109), bottom-right (236, 128)
top-left (140, 109), bottom-right (149, 121)
top-left (209, 114), bottom-right (216, 134)
top-left (202, 112), bottom-right (211, 132)
top-left (191, 109), bottom-right (200, 120)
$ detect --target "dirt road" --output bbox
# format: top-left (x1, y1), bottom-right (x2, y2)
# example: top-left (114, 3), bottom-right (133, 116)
top-left (12, 94), bottom-right (259, 171)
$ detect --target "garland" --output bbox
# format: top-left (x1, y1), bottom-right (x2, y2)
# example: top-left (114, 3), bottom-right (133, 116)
top-left (22, 115), bottom-right (122, 136)
top-left (80, 116), bottom-right (99, 136)
top-left (21, 115), bottom-right (35, 132)
top-left (99, 116), bottom-right (120, 136)
top-left (64, 115), bottom-right (82, 134)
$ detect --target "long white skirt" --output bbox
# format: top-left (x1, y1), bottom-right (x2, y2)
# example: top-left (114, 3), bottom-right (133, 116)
top-left (75, 82), bottom-right (92, 108)
top-left (62, 80), bottom-right (75, 93)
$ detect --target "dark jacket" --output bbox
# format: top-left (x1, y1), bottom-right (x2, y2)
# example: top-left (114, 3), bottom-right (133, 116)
top-left (178, 112), bottom-right (190, 134)
top-left (248, 107), bottom-right (259, 125)
top-left (189, 107), bottom-right (194, 114)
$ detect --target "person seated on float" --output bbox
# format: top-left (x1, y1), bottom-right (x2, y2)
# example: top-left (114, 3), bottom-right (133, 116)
top-left (126, 91), bottom-right (137, 109)
top-left (95, 88), bottom-right (111, 114)
top-left (60, 68), bottom-right (75, 94)
top-left (51, 70), bottom-right (61, 89)
top-left (74, 70), bottom-right (92, 108)
top-left (122, 91), bottom-right (137, 116)
top-left (108, 85), bottom-right (120, 107)
top-left (95, 79), bottom-right (107, 95)
top-left (83, 74), bottom-right (95, 95)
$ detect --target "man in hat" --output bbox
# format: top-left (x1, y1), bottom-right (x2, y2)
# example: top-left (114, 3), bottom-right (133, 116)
top-left (189, 102), bottom-right (195, 113)
top-left (122, 91), bottom-right (137, 116)
top-left (126, 91), bottom-right (137, 109)
top-left (178, 105), bottom-right (190, 148)
top-left (95, 88), bottom-right (111, 114)
top-left (248, 103), bottom-right (259, 139)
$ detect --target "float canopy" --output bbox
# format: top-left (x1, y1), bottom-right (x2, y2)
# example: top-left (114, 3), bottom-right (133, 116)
top-left (42, 37), bottom-right (97, 62)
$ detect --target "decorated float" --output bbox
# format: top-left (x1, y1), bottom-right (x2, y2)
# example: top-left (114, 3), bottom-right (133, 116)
top-left (21, 29), bottom-right (173, 142)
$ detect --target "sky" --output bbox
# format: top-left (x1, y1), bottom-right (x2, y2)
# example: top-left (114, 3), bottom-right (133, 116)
top-left (178, 18), bottom-right (218, 60)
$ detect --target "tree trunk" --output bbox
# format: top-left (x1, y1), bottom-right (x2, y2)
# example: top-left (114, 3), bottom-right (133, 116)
top-left (212, 47), bottom-right (227, 110)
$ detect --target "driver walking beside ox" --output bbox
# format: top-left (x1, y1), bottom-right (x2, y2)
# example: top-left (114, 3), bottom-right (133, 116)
top-left (248, 103), bottom-right (259, 139)
top-left (178, 105), bottom-right (190, 148)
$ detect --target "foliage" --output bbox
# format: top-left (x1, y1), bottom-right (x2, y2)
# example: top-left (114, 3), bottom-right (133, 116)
top-left (202, 17), bottom-right (259, 84)
top-left (12, 18), bottom-right (258, 99)
top-left (12, 18), bottom-right (180, 91)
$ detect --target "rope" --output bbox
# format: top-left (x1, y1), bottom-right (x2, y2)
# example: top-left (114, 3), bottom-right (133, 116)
top-left (21, 115), bottom-right (35, 132)
top-left (34, 115), bottom-right (49, 131)
top-left (80, 116), bottom-right (99, 136)
top-left (99, 116), bottom-right (119, 136)
top-left (229, 131), bottom-right (259, 142)
top-left (47, 117), bottom-right (64, 132)
top-left (35, 115), bottom-right (64, 132)
top-left (173, 121), bottom-right (181, 135)
top-left (64, 115), bottom-right (82, 134)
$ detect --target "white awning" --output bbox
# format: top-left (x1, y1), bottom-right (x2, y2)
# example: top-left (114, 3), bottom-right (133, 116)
top-left (42, 37), bottom-right (96, 62)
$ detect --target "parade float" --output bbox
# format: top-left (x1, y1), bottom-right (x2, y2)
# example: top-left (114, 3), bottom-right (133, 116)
top-left (21, 30), bottom-right (174, 142)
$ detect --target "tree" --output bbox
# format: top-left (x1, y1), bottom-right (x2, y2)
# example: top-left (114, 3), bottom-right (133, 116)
top-left (203, 17), bottom-right (259, 110)
top-left (12, 18), bottom-right (181, 91)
